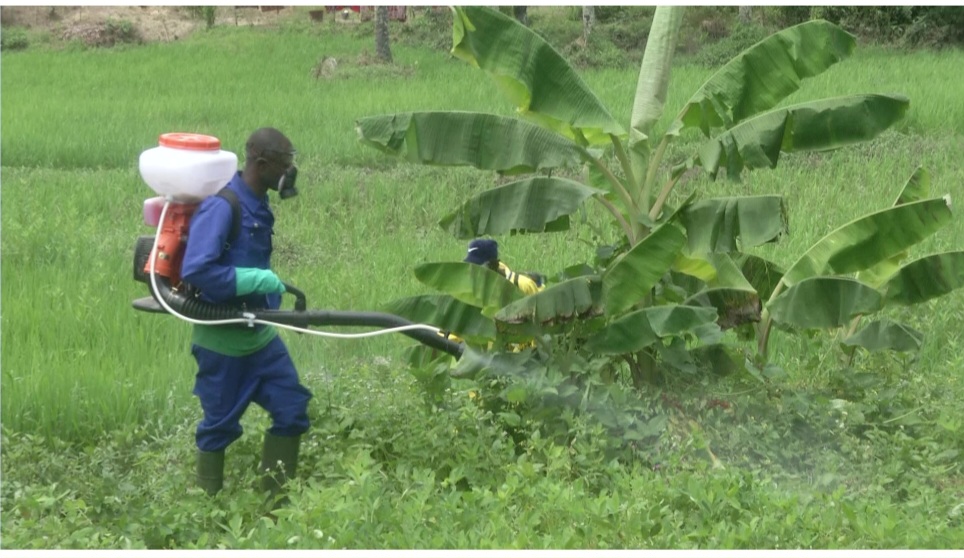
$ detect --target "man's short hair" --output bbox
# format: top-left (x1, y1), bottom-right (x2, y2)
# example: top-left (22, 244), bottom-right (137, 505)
top-left (245, 127), bottom-right (293, 162)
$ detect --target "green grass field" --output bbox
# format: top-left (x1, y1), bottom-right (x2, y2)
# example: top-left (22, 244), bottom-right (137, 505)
top-left (2, 13), bottom-right (964, 549)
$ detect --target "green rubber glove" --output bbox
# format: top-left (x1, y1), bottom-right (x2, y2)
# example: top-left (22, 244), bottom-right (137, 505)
top-left (235, 267), bottom-right (286, 296)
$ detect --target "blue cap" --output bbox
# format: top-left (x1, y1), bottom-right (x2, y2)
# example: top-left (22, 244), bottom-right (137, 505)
top-left (464, 238), bottom-right (498, 265)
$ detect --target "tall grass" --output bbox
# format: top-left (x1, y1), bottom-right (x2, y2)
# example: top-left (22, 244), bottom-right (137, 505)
top-left (3, 12), bottom-right (964, 440)
top-left (2, 16), bottom-right (964, 549)
top-left (0, 25), bottom-right (510, 170)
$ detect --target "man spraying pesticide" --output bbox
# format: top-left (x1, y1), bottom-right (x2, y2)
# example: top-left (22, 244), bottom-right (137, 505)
top-left (438, 238), bottom-right (546, 347)
top-left (132, 129), bottom-right (462, 502)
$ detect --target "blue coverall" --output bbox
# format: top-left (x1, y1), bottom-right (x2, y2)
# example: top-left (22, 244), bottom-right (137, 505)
top-left (181, 171), bottom-right (311, 452)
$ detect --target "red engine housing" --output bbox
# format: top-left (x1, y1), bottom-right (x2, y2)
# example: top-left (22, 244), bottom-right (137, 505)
top-left (143, 202), bottom-right (198, 286)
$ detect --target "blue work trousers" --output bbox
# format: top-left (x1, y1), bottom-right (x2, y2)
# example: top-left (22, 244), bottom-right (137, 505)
top-left (191, 336), bottom-right (312, 452)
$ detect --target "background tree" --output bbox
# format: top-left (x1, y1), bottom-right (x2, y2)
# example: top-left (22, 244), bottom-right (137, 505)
top-left (513, 6), bottom-right (528, 26)
top-left (375, 6), bottom-right (392, 63)
top-left (186, 6), bottom-right (216, 30)
top-left (582, 6), bottom-right (595, 43)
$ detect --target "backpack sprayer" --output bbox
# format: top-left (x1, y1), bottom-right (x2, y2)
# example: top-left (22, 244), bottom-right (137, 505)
top-left (131, 133), bottom-right (464, 359)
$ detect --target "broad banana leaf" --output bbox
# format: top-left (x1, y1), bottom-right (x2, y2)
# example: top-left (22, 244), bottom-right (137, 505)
top-left (645, 304), bottom-right (721, 338)
top-left (685, 288), bottom-right (762, 330)
top-left (842, 319), bottom-right (924, 353)
top-left (670, 20), bottom-right (856, 137)
top-left (586, 305), bottom-right (719, 355)
top-left (858, 167), bottom-right (932, 287)
top-left (451, 345), bottom-right (535, 379)
top-left (630, 6), bottom-right (684, 158)
top-left (706, 253), bottom-right (756, 292)
top-left (451, 6), bottom-right (624, 145)
top-left (673, 253), bottom-right (717, 282)
top-left (674, 253), bottom-right (761, 329)
top-left (697, 94), bottom-right (910, 180)
top-left (894, 166), bottom-right (931, 206)
top-left (781, 197), bottom-right (953, 288)
top-left (356, 111), bottom-right (587, 174)
top-left (768, 276), bottom-right (883, 329)
top-left (738, 254), bottom-right (785, 301)
top-left (384, 294), bottom-right (496, 341)
top-left (495, 276), bottom-right (603, 326)
top-left (561, 262), bottom-right (596, 280)
top-left (439, 177), bottom-right (603, 238)
top-left (858, 254), bottom-right (906, 290)
top-left (694, 344), bottom-right (745, 376)
top-left (657, 190), bottom-right (699, 225)
top-left (414, 262), bottom-right (522, 317)
top-left (603, 223), bottom-right (687, 315)
top-left (655, 338), bottom-right (699, 375)
top-left (679, 195), bottom-right (788, 253)
top-left (882, 251), bottom-right (964, 306)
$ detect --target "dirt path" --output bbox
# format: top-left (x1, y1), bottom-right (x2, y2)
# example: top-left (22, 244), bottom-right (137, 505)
top-left (1, 6), bottom-right (291, 44)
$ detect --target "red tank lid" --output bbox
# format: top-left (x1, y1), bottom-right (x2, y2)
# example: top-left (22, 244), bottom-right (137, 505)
top-left (158, 132), bottom-right (221, 151)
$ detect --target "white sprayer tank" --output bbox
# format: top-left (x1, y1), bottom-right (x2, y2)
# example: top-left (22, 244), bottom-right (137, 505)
top-left (139, 133), bottom-right (238, 203)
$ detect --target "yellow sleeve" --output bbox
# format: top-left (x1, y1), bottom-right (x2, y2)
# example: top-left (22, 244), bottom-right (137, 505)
top-left (499, 263), bottom-right (544, 295)
top-left (515, 274), bottom-right (542, 295)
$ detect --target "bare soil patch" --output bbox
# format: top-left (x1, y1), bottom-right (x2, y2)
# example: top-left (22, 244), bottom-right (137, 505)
top-left (1, 6), bottom-right (291, 45)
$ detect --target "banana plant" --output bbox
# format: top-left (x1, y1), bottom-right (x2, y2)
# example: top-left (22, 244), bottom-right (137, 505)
top-left (357, 7), bottom-right (947, 400)
top-left (758, 168), bottom-right (963, 359)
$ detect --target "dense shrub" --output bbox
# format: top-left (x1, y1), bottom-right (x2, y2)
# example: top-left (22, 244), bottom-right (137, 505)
top-left (562, 33), bottom-right (635, 70)
top-left (602, 13), bottom-right (653, 54)
top-left (532, 6), bottom-right (653, 68)
top-left (61, 18), bottom-right (141, 48)
top-left (758, 6), bottom-right (812, 28)
top-left (529, 9), bottom-right (581, 51)
top-left (594, 6), bottom-right (655, 24)
top-left (103, 18), bottom-right (140, 45)
top-left (396, 7), bottom-right (451, 51)
top-left (764, 6), bottom-right (964, 47)
top-left (901, 7), bottom-right (964, 48)
top-left (691, 22), bottom-right (770, 68)
top-left (185, 7), bottom-right (217, 30)
top-left (812, 6), bottom-right (917, 43)
top-left (1, 27), bottom-right (29, 51)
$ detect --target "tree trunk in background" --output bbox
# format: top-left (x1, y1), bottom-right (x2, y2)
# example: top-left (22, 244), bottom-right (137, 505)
top-left (582, 6), bottom-right (596, 43)
top-left (513, 6), bottom-right (528, 26)
top-left (739, 6), bottom-right (753, 24)
top-left (375, 6), bottom-right (393, 63)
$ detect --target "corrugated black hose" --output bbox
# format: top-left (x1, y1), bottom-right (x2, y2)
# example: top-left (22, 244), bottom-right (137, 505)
top-left (133, 274), bottom-right (464, 359)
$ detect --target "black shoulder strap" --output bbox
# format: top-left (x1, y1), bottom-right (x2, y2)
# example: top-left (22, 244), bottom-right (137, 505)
top-left (215, 188), bottom-right (242, 245)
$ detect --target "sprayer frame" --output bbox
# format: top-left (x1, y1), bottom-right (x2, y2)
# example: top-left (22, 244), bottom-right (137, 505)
top-left (132, 188), bottom-right (463, 359)
top-left (132, 274), bottom-right (464, 359)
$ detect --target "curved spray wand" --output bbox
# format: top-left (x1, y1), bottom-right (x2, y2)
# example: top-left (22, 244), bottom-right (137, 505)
top-left (135, 198), bottom-right (464, 358)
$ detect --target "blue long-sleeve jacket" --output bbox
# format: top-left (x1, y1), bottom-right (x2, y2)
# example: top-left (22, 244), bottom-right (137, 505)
top-left (180, 172), bottom-right (280, 355)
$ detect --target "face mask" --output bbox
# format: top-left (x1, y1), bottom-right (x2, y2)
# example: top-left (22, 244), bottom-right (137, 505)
top-left (277, 166), bottom-right (298, 200)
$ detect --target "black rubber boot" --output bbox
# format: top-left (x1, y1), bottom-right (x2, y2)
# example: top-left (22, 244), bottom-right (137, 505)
top-left (196, 449), bottom-right (225, 496)
top-left (259, 433), bottom-right (301, 503)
